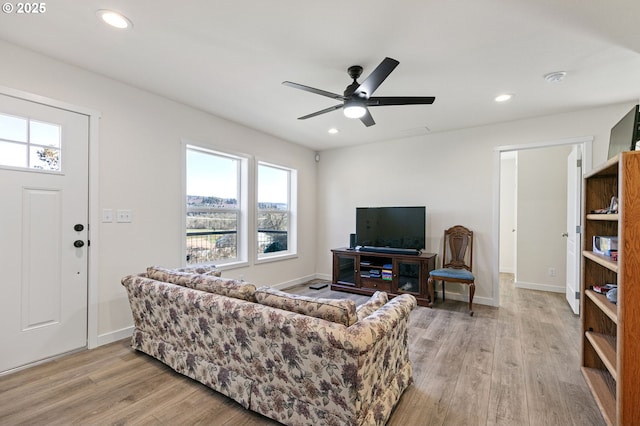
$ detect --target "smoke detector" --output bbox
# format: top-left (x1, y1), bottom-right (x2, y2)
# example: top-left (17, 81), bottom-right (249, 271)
top-left (543, 71), bottom-right (567, 83)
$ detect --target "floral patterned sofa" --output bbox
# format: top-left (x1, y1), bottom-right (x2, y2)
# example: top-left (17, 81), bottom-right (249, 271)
top-left (121, 266), bottom-right (417, 426)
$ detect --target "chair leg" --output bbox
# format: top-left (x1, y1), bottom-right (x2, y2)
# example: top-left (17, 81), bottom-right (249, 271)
top-left (442, 281), bottom-right (445, 301)
top-left (427, 276), bottom-right (435, 308)
top-left (468, 282), bottom-right (475, 316)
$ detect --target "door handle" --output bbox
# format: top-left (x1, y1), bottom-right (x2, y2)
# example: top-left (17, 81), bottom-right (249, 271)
top-left (562, 232), bottom-right (569, 237)
top-left (74, 240), bottom-right (85, 248)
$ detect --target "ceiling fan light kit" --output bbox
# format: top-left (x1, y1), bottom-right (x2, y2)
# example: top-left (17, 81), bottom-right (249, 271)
top-left (343, 101), bottom-right (366, 119)
top-left (283, 57), bottom-right (435, 127)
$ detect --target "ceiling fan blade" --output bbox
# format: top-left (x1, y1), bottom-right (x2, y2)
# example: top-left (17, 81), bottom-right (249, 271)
top-left (297, 104), bottom-right (343, 120)
top-left (359, 109), bottom-right (376, 127)
top-left (282, 81), bottom-right (346, 101)
top-left (367, 96), bottom-right (436, 106)
top-left (355, 57), bottom-right (399, 98)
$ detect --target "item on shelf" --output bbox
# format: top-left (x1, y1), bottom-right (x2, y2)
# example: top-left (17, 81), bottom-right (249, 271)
top-left (593, 236), bottom-right (618, 255)
top-left (382, 269), bottom-right (392, 280)
top-left (590, 196), bottom-right (619, 214)
top-left (400, 282), bottom-right (413, 291)
top-left (592, 284), bottom-right (617, 295)
top-left (607, 287), bottom-right (618, 304)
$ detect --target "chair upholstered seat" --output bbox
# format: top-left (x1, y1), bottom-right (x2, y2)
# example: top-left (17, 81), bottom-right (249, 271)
top-left (430, 267), bottom-right (474, 281)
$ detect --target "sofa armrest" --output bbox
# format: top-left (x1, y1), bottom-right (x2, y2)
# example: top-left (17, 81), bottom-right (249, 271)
top-left (342, 293), bottom-right (416, 354)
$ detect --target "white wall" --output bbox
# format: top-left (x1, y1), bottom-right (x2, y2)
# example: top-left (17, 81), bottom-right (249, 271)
top-left (316, 102), bottom-right (636, 306)
top-left (0, 40), bottom-right (318, 341)
top-left (515, 145), bottom-right (571, 292)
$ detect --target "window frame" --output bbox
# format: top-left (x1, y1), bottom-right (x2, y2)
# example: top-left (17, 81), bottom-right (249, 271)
top-left (255, 160), bottom-right (298, 263)
top-left (183, 142), bottom-right (249, 269)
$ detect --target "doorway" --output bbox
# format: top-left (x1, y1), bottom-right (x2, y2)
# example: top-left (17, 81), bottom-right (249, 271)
top-left (0, 88), bottom-right (99, 373)
top-left (492, 137), bottom-right (593, 308)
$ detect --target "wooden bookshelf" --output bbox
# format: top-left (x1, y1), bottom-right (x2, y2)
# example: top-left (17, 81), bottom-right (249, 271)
top-left (581, 151), bottom-right (640, 425)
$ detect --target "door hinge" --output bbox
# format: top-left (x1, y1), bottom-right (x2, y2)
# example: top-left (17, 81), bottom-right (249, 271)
top-left (576, 159), bottom-right (582, 167)
top-left (575, 225), bottom-right (581, 234)
top-left (575, 291), bottom-right (580, 300)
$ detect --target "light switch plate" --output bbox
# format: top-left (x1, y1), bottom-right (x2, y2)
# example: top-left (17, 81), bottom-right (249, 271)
top-left (102, 208), bottom-right (113, 223)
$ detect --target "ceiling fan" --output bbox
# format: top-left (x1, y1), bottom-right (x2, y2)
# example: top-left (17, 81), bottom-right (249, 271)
top-left (283, 57), bottom-right (435, 127)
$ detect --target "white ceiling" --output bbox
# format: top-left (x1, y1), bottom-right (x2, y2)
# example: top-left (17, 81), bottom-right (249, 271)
top-left (1, 0), bottom-right (639, 151)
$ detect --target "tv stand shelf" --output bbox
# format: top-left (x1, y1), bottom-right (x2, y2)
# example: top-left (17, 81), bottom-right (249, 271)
top-left (331, 248), bottom-right (436, 306)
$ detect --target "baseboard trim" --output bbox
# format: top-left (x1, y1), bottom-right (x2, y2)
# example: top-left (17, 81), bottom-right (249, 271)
top-left (272, 274), bottom-right (320, 290)
top-left (514, 280), bottom-right (565, 293)
top-left (433, 290), bottom-right (495, 307)
top-left (97, 326), bottom-right (133, 346)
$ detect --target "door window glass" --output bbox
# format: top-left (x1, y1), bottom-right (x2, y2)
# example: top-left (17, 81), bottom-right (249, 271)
top-left (0, 113), bottom-right (61, 171)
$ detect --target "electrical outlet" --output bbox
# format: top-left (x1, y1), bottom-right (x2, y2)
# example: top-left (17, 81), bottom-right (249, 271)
top-left (548, 267), bottom-right (556, 277)
top-left (116, 209), bottom-right (132, 223)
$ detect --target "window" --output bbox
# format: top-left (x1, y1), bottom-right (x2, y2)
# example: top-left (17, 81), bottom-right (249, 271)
top-left (257, 162), bottom-right (297, 259)
top-left (185, 145), bottom-right (247, 266)
top-left (0, 113), bottom-right (62, 171)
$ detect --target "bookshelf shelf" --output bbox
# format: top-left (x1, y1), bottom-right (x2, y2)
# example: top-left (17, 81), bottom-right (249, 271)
top-left (581, 151), bottom-right (640, 425)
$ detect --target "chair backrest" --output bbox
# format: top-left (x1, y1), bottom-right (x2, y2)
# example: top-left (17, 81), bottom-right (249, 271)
top-left (441, 225), bottom-right (473, 272)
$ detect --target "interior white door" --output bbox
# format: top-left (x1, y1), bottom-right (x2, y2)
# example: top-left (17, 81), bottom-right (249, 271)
top-left (565, 145), bottom-right (582, 315)
top-left (0, 93), bottom-right (89, 372)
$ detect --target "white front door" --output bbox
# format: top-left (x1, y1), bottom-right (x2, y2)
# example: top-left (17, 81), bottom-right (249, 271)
top-left (565, 146), bottom-right (582, 315)
top-left (0, 94), bottom-right (89, 372)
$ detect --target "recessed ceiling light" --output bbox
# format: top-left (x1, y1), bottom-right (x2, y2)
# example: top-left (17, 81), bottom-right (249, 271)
top-left (543, 71), bottom-right (567, 83)
top-left (495, 93), bottom-right (513, 102)
top-left (328, 128), bottom-right (339, 134)
top-left (97, 9), bottom-right (133, 29)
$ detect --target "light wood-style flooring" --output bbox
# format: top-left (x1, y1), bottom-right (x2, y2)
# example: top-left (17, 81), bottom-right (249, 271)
top-left (0, 274), bottom-right (604, 425)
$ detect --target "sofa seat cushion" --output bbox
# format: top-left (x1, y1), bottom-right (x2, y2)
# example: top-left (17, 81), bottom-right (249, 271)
top-left (356, 291), bottom-right (389, 321)
top-left (254, 287), bottom-right (357, 327)
top-left (146, 266), bottom-right (256, 301)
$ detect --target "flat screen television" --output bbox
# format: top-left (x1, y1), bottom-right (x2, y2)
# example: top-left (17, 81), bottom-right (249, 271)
top-left (608, 104), bottom-right (640, 159)
top-left (356, 206), bottom-right (425, 250)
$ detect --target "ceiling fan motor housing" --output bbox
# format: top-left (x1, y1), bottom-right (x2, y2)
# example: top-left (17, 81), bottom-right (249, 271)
top-left (345, 66), bottom-right (364, 97)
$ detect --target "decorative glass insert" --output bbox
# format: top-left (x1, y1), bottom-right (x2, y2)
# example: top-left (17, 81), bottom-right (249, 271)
top-left (0, 113), bottom-right (61, 171)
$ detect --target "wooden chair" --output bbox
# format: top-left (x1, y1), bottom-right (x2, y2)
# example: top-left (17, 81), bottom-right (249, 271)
top-left (427, 225), bottom-right (475, 316)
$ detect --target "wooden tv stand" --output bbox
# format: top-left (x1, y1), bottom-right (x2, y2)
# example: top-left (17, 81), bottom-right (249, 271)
top-left (331, 248), bottom-right (436, 307)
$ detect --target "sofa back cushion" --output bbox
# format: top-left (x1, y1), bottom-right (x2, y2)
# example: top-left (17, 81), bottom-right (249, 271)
top-left (174, 265), bottom-right (221, 276)
top-left (356, 291), bottom-right (389, 321)
top-left (146, 266), bottom-right (256, 301)
top-left (254, 287), bottom-right (357, 327)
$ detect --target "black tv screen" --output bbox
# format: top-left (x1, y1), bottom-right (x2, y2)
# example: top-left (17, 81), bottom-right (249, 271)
top-left (608, 104), bottom-right (639, 159)
top-left (356, 206), bottom-right (425, 250)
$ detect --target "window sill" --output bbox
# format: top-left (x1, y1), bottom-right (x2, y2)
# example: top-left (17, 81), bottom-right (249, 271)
top-left (212, 260), bottom-right (250, 271)
top-left (255, 252), bottom-right (298, 265)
